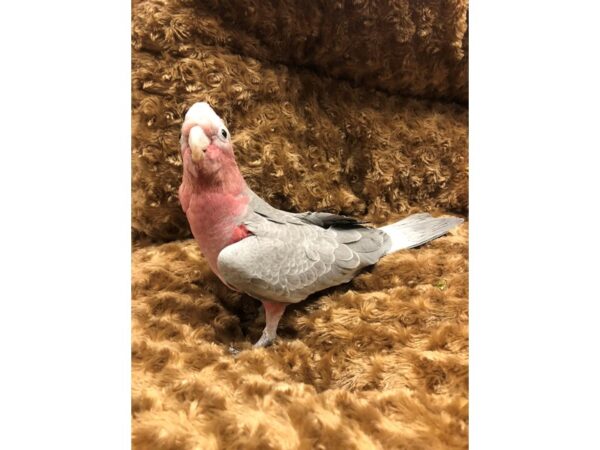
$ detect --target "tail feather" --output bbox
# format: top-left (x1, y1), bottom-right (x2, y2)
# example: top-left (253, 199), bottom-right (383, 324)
top-left (379, 213), bottom-right (464, 254)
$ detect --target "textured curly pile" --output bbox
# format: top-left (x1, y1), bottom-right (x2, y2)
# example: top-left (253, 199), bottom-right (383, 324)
top-left (132, 229), bottom-right (468, 449)
top-left (132, 0), bottom-right (468, 448)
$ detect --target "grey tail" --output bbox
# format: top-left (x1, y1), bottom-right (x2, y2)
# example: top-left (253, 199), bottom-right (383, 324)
top-left (379, 213), bottom-right (464, 254)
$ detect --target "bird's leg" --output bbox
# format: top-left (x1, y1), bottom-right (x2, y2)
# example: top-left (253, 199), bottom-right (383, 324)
top-left (253, 301), bottom-right (287, 348)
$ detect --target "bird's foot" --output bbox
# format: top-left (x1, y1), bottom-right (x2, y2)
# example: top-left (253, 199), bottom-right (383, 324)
top-left (252, 301), bottom-right (286, 348)
top-left (253, 331), bottom-right (277, 348)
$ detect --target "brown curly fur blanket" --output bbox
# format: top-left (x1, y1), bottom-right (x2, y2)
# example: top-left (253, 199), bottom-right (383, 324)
top-left (132, 0), bottom-right (468, 448)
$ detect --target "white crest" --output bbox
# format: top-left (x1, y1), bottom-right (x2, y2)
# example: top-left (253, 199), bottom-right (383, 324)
top-left (185, 102), bottom-right (223, 128)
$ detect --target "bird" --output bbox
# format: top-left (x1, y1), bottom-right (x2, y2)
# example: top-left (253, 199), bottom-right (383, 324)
top-left (178, 102), bottom-right (463, 348)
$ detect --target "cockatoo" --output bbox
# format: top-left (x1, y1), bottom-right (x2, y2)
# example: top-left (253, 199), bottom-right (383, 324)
top-left (179, 102), bottom-right (463, 348)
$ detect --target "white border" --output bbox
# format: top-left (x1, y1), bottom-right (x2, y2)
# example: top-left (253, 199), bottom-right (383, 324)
top-left (0, 1), bottom-right (131, 449)
top-left (471, 1), bottom-right (600, 448)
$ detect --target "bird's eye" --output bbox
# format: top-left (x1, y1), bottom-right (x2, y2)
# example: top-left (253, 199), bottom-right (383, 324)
top-left (217, 126), bottom-right (230, 143)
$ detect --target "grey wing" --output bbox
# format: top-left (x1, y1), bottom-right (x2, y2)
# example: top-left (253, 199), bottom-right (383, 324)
top-left (246, 187), bottom-right (365, 227)
top-left (245, 188), bottom-right (306, 225)
top-left (216, 211), bottom-right (391, 303)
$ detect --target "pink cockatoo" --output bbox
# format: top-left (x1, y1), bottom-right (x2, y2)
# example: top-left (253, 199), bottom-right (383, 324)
top-left (179, 102), bottom-right (463, 348)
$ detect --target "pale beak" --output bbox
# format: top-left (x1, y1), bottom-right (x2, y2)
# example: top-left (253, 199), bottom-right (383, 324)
top-left (189, 125), bottom-right (210, 162)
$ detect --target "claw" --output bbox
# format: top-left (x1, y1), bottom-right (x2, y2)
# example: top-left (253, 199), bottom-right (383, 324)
top-left (253, 332), bottom-right (276, 348)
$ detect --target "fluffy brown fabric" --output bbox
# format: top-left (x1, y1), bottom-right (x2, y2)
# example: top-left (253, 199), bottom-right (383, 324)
top-left (132, 0), bottom-right (468, 242)
top-left (132, 0), bottom-right (468, 448)
top-left (198, 0), bottom-right (468, 102)
top-left (132, 225), bottom-right (468, 449)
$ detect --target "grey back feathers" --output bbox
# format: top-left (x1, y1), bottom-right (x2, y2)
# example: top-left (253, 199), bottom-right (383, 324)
top-left (217, 188), bottom-right (462, 304)
top-left (217, 189), bottom-right (389, 303)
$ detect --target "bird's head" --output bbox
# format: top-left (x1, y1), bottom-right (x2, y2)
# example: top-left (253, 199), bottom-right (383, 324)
top-left (180, 102), bottom-right (236, 179)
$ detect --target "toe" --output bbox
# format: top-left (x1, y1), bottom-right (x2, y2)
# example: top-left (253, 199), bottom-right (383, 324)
top-left (253, 334), bottom-right (275, 348)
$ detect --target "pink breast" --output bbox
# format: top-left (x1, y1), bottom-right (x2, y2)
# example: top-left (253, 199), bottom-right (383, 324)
top-left (186, 191), bottom-right (250, 277)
